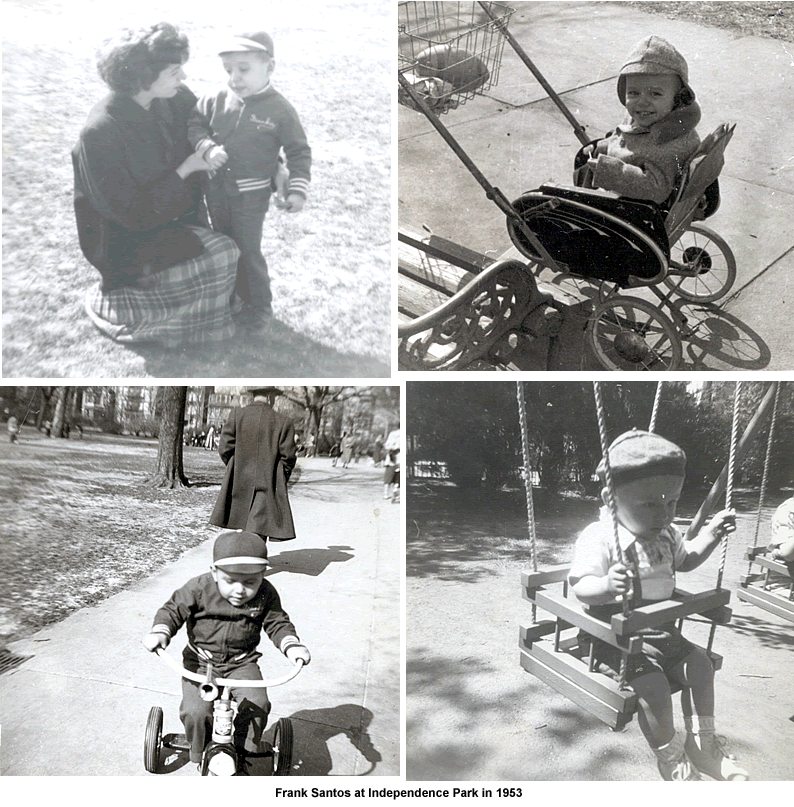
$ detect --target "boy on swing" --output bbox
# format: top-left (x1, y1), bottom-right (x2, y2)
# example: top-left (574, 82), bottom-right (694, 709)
top-left (569, 430), bottom-right (748, 781)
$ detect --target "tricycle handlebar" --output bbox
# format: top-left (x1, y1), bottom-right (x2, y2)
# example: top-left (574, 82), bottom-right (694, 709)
top-left (154, 647), bottom-right (304, 688)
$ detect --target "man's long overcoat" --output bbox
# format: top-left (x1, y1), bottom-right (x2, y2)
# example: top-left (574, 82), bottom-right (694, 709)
top-left (209, 401), bottom-right (297, 539)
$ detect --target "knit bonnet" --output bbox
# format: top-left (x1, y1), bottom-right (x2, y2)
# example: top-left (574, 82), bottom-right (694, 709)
top-left (617, 35), bottom-right (694, 104)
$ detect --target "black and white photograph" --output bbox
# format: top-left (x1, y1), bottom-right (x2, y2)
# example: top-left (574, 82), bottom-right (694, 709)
top-left (0, 385), bottom-right (400, 776)
top-left (2, 0), bottom-right (390, 377)
top-left (398, 2), bottom-right (794, 371)
top-left (406, 380), bottom-right (793, 779)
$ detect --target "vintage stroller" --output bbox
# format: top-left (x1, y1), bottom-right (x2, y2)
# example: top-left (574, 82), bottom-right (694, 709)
top-left (398, 2), bottom-right (737, 370)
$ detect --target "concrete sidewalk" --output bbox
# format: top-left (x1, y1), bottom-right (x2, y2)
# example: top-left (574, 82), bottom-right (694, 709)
top-left (0, 460), bottom-right (401, 776)
top-left (398, 1), bottom-right (794, 369)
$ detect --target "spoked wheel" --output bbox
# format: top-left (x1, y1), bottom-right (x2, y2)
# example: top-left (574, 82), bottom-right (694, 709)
top-left (587, 296), bottom-right (682, 370)
top-left (664, 223), bottom-right (736, 302)
top-left (272, 717), bottom-right (294, 776)
top-left (144, 706), bottom-right (163, 774)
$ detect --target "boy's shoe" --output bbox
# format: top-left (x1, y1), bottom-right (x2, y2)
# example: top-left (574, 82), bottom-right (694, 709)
top-left (656, 752), bottom-right (701, 781)
top-left (685, 732), bottom-right (749, 780)
top-left (653, 732), bottom-right (701, 781)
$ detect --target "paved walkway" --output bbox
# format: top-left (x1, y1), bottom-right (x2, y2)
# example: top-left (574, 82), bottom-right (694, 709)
top-left (1, 458), bottom-right (400, 777)
top-left (399, 1), bottom-right (794, 369)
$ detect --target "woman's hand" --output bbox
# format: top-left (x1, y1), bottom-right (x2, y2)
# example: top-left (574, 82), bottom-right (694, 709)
top-left (176, 150), bottom-right (212, 179)
top-left (205, 145), bottom-right (228, 171)
top-left (285, 193), bottom-right (305, 213)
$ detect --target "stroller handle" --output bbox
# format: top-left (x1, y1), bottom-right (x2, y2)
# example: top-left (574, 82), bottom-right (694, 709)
top-left (154, 647), bottom-right (304, 688)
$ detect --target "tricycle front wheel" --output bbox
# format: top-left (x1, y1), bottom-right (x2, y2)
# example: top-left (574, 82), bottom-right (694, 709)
top-left (144, 706), bottom-right (163, 773)
top-left (273, 717), bottom-right (294, 775)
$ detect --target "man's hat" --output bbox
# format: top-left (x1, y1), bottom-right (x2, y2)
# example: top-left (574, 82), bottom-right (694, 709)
top-left (218, 31), bottom-right (274, 57)
top-left (246, 385), bottom-right (281, 396)
top-left (596, 429), bottom-right (686, 488)
top-left (213, 531), bottom-right (268, 573)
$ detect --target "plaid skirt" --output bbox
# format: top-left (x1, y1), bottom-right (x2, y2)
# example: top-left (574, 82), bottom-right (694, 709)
top-left (84, 227), bottom-right (239, 348)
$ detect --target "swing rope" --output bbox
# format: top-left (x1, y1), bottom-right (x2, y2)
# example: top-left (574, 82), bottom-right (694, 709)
top-left (718, 382), bottom-right (743, 591)
top-left (516, 382), bottom-right (539, 621)
top-left (749, 382), bottom-right (781, 569)
top-left (593, 381), bottom-right (632, 689)
top-left (648, 382), bottom-right (663, 434)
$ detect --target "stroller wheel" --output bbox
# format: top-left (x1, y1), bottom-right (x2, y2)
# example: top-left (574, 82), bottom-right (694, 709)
top-left (664, 223), bottom-right (736, 302)
top-left (587, 296), bottom-right (682, 371)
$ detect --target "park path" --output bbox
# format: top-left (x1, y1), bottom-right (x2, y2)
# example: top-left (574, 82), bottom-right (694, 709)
top-left (0, 457), bottom-right (400, 777)
top-left (407, 491), bottom-right (794, 781)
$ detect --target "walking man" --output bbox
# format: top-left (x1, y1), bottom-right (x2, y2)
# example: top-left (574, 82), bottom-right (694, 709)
top-left (209, 386), bottom-right (297, 544)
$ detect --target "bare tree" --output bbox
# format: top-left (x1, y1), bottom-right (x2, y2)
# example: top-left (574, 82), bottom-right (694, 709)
top-left (282, 386), bottom-right (360, 445)
top-left (144, 386), bottom-right (189, 488)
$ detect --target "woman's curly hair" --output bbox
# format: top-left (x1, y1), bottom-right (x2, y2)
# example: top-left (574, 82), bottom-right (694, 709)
top-left (97, 22), bottom-right (189, 94)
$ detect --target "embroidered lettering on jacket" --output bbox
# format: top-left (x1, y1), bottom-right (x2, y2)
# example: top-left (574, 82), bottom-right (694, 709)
top-left (250, 113), bottom-right (277, 131)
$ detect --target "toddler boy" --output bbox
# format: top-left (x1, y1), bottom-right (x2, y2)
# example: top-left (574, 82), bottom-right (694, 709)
top-left (575, 36), bottom-right (701, 205)
top-left (569, 430), bottom-right (747, 780)
top-left (188, 32), bottom-right (312, 326)
top-left (142, 531), bottom-right (310, 769)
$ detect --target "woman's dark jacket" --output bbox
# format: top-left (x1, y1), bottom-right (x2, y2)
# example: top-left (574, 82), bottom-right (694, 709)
top-left (72, 85), bottom-right (205, 291)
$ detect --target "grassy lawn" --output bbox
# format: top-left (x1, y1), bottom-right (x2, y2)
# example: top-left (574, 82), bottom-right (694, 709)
top-left (2, 0), bottom-right (391, 377)
top-left (625, 1), bottom-right (794, 42)
top-left (0, 428), bottom-right (226, 642)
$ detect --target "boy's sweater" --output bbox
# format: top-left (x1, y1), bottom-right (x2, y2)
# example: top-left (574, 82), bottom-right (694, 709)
top-left (151, 573), bottom-right (300, 662)
top-left (188, 84), bottom-right (311, 198)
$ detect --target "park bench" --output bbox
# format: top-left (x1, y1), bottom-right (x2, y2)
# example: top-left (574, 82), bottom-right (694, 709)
top-left (397, 225), bottom-right (592, 370)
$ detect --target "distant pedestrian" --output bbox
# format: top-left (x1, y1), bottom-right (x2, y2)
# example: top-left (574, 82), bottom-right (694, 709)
top-left (340, 432), bottom-right (353, 468)
top-left (383, 429), bottom-right (400, 501)
top-left (330, 441), bottom-right (340, 466)
top-left (8, 415), bottom-right (20, 444)
top-left (205, 424), bottom-right (216, 450)
top-left (210, 386), bottom-right (297, 544)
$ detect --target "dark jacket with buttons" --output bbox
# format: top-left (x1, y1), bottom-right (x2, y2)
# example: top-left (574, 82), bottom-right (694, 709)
top-left (151, 572), bottom-right (298, 666)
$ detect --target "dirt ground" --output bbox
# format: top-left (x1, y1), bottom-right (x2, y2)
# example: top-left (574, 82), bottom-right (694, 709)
top-left (2, 0), bottom-right (390, 376)
top-left (406, 481), bottom-right (794, 781)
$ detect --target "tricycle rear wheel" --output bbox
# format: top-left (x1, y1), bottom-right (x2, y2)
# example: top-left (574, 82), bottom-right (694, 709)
top-left (144, 706), bottom-right (163, 773)
top-left (273, 717), bottom-right (294, 775)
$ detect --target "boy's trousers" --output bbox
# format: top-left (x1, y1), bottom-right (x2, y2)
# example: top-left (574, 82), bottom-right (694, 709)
top-left (180, 659), bottom-right (271, 763)
top-left (205, 180), bottom-right (272, 312)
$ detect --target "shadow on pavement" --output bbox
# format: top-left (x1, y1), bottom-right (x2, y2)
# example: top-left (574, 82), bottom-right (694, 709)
top-left (266, 546), bottom-right (355, 578)
top-left (289, 704), bottom-right (382, 776)
top-left (676, 301), bottom-right (772, 369)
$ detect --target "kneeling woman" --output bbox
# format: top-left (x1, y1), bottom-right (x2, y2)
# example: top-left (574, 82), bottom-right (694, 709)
top-left (72, 22), bottom-right (238, 347)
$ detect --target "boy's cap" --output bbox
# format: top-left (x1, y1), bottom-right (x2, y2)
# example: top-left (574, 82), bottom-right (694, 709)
top-left (596, 429), bottom-right (686, 488)
top-left (617, 35), bottom-right (694, 103)
top-left (218, 31), bottom-right (274, 57)
top-left (213, 531), bottom-right (268, 573)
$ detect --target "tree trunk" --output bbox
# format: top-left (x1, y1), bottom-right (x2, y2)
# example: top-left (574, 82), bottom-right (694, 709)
top-left (144, 387), bottom-right (189, 488)
top-left (51, 387), bottom-right (72, 438)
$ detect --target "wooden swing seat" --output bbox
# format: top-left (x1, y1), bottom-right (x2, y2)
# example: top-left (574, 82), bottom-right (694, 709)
top-left (520, 563), bottom-right (731, 730)
top-left (737, 546), bottom-right (794, 622)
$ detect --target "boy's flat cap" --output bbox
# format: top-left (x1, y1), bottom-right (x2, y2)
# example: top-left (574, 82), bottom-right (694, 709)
top-left (213, 530), bottom-right (268, 573)
top-left (596, 429), bottom-right (686, 487)
top-left (218, 31), bottom-right (274, 57)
